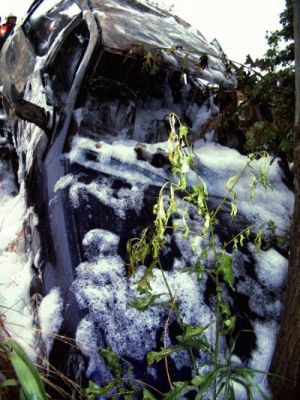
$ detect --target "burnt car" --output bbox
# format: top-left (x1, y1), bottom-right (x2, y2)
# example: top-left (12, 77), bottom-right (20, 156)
top-left (1, 0), bottom-right (289, 398)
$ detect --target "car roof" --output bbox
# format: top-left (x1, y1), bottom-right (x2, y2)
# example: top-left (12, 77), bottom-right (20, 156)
top-left (91, 0), bottom-right (231, 85)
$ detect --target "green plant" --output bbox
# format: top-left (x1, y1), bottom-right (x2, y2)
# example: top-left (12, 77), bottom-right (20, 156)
top-left (87, 114), bottom-right (273, 399)
top-left (0, 338), bottom-right (47, 400)
top-left (86, 348), bottom-right (165, 399)
top-left (125, 114), bottom-right (271, 399)
top-left (0, 319), bottom-right (88, 400)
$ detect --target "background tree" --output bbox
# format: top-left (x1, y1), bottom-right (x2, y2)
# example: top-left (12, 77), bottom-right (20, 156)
top-left (269, 0), bottom-right (300, 398)
top-left (209, 0), bottom-right (295, 188)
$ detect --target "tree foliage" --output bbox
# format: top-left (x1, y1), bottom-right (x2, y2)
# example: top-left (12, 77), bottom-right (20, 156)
top-left (212, 0), bottom-right (294, 185)
top-left (265, 0), bottom-right (294, 67)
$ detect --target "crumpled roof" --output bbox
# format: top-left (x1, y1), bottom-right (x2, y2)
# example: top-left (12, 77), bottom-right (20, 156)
top-left (91, 0), bottom-right (234, 86)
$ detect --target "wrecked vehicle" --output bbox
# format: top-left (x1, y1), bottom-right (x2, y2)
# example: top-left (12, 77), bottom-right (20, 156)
top-left (0, 0), bottom-right (293, 398)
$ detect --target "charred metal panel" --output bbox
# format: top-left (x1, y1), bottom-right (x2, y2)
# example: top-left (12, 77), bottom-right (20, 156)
top-left (0, 26), bottom-right (35, 99)
top-left (91, 0), bottom-right (231, 85)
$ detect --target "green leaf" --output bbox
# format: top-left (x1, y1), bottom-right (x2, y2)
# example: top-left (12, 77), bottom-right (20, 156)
top-left (245, 227), bottom-right (251, 238)
top-left (191, 371), bottom-right (213, 387)
top-left (182, 324), bottom-right (209, 341)
top-left (180, 155), bottom-right (192, 174)
top-left (167, 184), bottom-right (178, 218)
top-left (202, 213), bottom-right (211, 235)
top-left (164, 381), bottom-right (192, 400)
top-left (223, 316), bottom-right (237, 334)
top-left (179, 125), bottom-right (189, 138)
top-left (230, 377), bottom-right (252, 400)
top-left (130, 293), bottom-right (163, 312)
top-left (86, 380), bottom-right (115, 397)
top-left (233, 237), bottom-right (239, 250)
top-left (230, 202), bottom-right (238, 219)
top-left (276, 235), bottom-right (287, 247)
top-left (127, 228), bottom-right (150, 275)
top-left (191, 371), bottom-right (216, 398)
top-left (217, 253), bottom-right (235, 290)
top-left (143, 388), bottom-right (157, 399)
top-left (151, 235), bottom-right (164, 260)
top-left (9, 353), bottom-right (45, 400)
top-left (219, 303), bottom-right (236, 334)
top-left (0, 378), bottom-right (17, 388)
top-left (225, 175), bottom-right (239, 200)
top-left (249, 173), bottom-right (258, 199)
top-left (240, 369), bottom-right (269, 400)
top-left (176, 335), bottom-right (213, 355)
top-left (258, 155), bottom-right (271, 190)
top-left (239, 233), bottom-right (245, 247)
top-left (220, 380), bottom-right (236, 400)
top-left (182, 208), bottom-right (190, 239)
top-left (154, 193), bottom-right (167, 238)
top-left (191, 183), bottom-right (208, 214)
top-left (169, 145), bottom-right (181, 177)
top-left (147, 347), bottom-right (181, 366)
top-left (194, 260), bottom-right (205, 283)
top-left (254, 230), bottom-right (263, 253)
top-left (2, 339), bottom-right (46, 400)
top-left (123, 394), bottom-right (134, 400)
top-left (136, 262), bottom-right (156, 294)
top-left (119, 387), bottom-right (135, 399)
top-left (179, 173), bottom-right (187, 190)
top-left (144, 50), bottom-right (157, 71)
top-left (267, 220), bottom-right (276, 234)
top-left (20, 388), bottom-right (26, 400)
top-left (191, 236), bottom-right (199, 252)
top-left (181, 260), bottom-right (205, 283)
top-left (220, 302), bottom-right (230, 316)
top-left (200, 247), bottom-right (209, 259)
top-left (100, 348), bottom-right (122, 379)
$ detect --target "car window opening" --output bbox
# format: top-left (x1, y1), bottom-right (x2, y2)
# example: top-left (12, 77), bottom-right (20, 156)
top-left (23, 0), bottom-right (81, 57)
top-left (45, 21), bottom-right (90, 106)
top-left (73, 50), bottom-right (208, 144)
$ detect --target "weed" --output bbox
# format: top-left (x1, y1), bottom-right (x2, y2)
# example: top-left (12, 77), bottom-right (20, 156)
top-left (124, 114), bottom-right (272, 399)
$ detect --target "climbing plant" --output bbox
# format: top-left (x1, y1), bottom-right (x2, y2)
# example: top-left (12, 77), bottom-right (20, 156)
top-left (87, 114), bottom-right (280, 399)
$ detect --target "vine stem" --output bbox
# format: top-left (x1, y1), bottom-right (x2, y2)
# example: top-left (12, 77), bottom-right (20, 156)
top-left (210, 227), bottom-right (221, 400)
top-left (211, 160), bottom-right (252, 222)
top-left (163, 297), bottom-right (176, 390)
top-left (214, 272), bottom-right (221, 400)
top-left (157, 260), bottom-right (199, 375)
top-left (223, 224), bottom-right (255, 249)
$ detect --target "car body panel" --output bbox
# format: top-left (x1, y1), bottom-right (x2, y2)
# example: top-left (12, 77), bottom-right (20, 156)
top-left (92, 0), bottom-right (231, 87)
